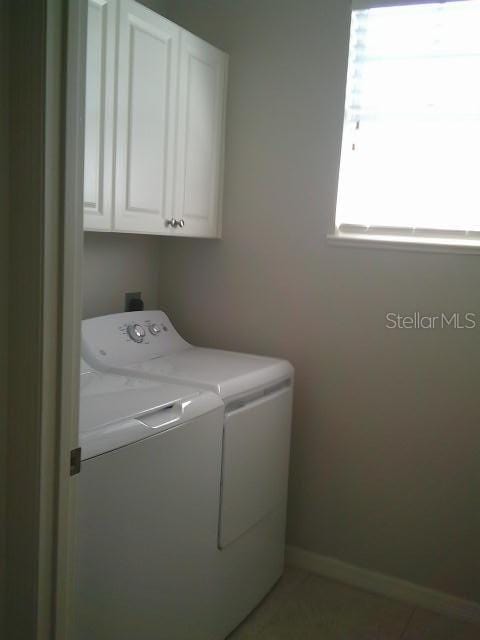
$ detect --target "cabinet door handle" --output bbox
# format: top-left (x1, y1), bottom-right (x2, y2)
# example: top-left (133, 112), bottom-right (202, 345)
top-left (165, 218), bottom-right (185, 229)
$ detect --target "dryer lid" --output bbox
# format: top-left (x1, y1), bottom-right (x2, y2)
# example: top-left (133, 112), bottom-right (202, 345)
top-left (115, 347), bottom-right (293, 401)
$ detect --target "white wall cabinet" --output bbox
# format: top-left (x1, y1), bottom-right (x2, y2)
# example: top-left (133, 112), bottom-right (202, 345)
top-left (83, 0), bottom-right (117, 231)
top-left (114, 3), bottom-right (179, 234)
top-left (83, 0), bottom-right (228, 238)
top-left (173, 31), bottom-right (227, 238)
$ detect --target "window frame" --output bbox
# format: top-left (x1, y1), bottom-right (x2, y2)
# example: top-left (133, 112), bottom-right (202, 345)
top-left (330, 0), bottom-right (480, 254)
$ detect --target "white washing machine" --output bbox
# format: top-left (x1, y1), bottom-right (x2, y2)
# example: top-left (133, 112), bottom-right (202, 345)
top-left (82, 311), bottom-right (294, 635)
top-left (75, 359), bottom-right (225, 640)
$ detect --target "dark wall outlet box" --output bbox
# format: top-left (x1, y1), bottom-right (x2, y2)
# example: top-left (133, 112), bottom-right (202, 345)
top-left (125, 291), bottom-right (142, 311)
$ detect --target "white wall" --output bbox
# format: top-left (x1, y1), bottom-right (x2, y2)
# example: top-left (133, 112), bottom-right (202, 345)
top-left (154, 0), bottom-right (480, 602)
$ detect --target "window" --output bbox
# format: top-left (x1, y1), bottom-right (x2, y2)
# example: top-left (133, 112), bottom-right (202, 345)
top-left (333, 0), bottom-right (480, 250)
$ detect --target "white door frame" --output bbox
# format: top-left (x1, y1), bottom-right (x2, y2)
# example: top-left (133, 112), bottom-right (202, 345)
top-left (37, 0), bottom-right (86, 636)
top-left (51, 0), bottom-right (87, 637)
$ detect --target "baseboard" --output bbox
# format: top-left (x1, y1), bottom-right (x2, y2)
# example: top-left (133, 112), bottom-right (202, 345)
top-left (286, 546), bottom-right (480, 624)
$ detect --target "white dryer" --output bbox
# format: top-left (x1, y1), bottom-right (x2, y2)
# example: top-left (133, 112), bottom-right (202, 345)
top-left (82, 311), bottom-right (294, 635)
top-left (75, 359), bottom-right (225, 640)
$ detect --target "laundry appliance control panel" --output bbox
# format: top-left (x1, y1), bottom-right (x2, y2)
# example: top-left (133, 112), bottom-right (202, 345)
top-left (82, 311), bottom-right (190, 368)
top-left (127, 321), bottom-right (165, 342)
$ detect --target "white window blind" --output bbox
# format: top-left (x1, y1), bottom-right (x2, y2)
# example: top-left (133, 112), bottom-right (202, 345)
top-left (335, 0), bottom-right (480, 238)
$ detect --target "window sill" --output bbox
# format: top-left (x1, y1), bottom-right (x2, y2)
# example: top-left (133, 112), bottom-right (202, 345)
top-left (327, 230), bottom-right (480, 255)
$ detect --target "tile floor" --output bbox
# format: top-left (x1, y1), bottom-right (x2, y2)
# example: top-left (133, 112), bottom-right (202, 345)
top-left (228, 569), bottom-right (480, 640)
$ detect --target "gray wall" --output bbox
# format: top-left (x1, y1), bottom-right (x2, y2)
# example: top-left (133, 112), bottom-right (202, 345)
top-left (0, 0), bottom-right (8, 632)
top-left (83, 233), bottom-right (162, 317)
top-left (137, 0), bottom-right (168, 12)
top-left (7, 2), bottom-right (53, 635)
top-left (151, 0), bottom-right (479, 601)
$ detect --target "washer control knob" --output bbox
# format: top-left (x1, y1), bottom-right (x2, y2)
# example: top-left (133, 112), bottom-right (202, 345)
top-left (127, 323), bottom-right (146, 343)
top-left (149, 323), bottom-right (162, 336)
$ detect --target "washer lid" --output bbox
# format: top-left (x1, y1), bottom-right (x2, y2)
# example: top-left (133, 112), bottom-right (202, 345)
top-left (103, 348), bottom-right (293, 401)
top-left (79, 362), bottom-right (222, 460)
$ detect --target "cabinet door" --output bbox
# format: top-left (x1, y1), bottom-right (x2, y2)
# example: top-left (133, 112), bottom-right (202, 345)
top-left (84, 0), bottom-right (117, 231)
top-left (173, 31), bottom-right (228, 238)
top-left (114, 1), bottom-right (179, 234)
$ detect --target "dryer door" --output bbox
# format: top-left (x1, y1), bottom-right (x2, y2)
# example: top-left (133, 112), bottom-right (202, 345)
top-left (219, 385), bottom-right (292, 548)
